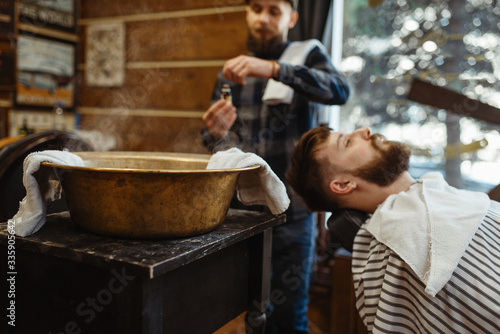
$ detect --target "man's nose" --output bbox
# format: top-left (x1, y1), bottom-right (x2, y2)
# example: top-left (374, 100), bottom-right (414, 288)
top-left (352, 127), bottom-right (372, 140)
top-left (258, 11), bottom-right (270, 24)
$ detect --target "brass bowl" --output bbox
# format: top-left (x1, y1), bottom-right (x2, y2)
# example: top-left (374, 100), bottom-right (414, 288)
top-left (42, 151), bottom-right (259, 238)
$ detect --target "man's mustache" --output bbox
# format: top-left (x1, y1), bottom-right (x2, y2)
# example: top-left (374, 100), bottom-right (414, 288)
top-left (370, 133), bottom-right (386, 150)
top-left (254, 26), bottom-right (274, 34)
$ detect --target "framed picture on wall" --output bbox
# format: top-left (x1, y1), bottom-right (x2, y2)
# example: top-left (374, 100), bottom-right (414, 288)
top-left (15, 32), bottom-right (76, 109)
top-left (19, 0), bottom-right (76, 33)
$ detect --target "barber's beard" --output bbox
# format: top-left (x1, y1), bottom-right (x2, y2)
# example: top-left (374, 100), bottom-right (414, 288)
top-left (351, 134), bottom-right (411, 187)
top-left (247, 29), bottom-right (286, 59)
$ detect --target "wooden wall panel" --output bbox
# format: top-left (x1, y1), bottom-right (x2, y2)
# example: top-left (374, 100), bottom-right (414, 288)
top-left (79, 113), bottom-right (209, 153)
top-left (79, 0), bottom-right (248, 153)
top-left (82, 0), bottom-right (245, 18)
top-left (127, 13), bottom-right (247, 62)
top-left (78, 67), bottom-right (221, 110)
top-left (79, 13), bottom-right (247, 63)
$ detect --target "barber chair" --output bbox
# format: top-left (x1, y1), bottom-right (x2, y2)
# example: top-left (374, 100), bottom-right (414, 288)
top-left (489, 184), bottom-right (500, 202)
top-left (321, 77), bottom-right (500, 333)
top-left (0, 130), bottom-right (93, 223)
top-left (327, 209), bottom-right (368, 253)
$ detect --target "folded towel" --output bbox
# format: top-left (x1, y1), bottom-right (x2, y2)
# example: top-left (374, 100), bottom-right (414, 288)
top-left (206, 147), bottom-right (290, 214)
top-left (365, 172), bottom-right (491, 296)
top-left (9, 150), bottom-right (84, 237)
top-left (262, 39), bottom-right (325, 105)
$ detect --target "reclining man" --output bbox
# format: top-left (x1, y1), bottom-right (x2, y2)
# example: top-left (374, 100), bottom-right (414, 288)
top-left (286, 125), bottom-right (500, 333)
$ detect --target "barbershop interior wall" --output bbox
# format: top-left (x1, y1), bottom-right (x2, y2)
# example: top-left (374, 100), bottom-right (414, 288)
top-left (0, 30), bottom-right (14, 138)
top-left (0, 91), bottom-right (9, 138)
top-left (78, 0), bottom-right (248, 152)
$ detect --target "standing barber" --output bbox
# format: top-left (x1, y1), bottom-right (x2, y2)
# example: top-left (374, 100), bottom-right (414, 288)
top-left (202, 1), bottom-right (349, 332)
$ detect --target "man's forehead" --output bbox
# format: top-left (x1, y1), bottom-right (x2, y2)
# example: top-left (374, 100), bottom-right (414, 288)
top-left (330, 131), bottom-right (343, 147)
top-left (322, 131), bottom-right (347, 158)
top-left (316, 132), bottom-right (339, 157)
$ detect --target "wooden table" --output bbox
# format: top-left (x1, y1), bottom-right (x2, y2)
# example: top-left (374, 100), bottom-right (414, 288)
top-left (0, 209), bottom-right (285, 334)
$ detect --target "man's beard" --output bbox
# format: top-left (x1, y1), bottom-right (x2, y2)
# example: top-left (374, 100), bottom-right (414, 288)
top-left (351, 134), bottom-right (411, 187)
top-left (247, 30), bottom-right (285, 59)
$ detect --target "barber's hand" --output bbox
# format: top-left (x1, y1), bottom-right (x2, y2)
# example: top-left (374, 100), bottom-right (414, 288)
top-left (202, 99), bottom-right (237, 139)
top-left (223, 55), bottom-right (275, 85)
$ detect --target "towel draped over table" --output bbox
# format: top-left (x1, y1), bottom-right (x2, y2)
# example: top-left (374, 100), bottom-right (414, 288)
top-left (206, 147), bottom-right (290, 215)
top-left (9, 150), bottom-right (84, 237)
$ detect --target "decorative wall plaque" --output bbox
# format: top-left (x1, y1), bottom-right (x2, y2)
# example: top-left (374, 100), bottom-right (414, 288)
top-left (85, 22), bottom-right (125, 87)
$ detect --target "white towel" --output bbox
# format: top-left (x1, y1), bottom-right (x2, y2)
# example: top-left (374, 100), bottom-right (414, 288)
top-left (365, 172), bottom-right (491, 296)
top-left (262, 39), bottom-right (326, 105)
top-left (206, 147), bottom-right (290, 214)
top-left (9, 150), bottom-right (84, 237)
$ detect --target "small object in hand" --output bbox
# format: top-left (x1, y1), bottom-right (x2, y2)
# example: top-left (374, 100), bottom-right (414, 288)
top-left (221, 84), bottom-right (232, 103)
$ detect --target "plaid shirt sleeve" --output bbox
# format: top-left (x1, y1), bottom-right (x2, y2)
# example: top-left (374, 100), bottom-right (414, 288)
top-left (277, 45), bottom-right (350, 105)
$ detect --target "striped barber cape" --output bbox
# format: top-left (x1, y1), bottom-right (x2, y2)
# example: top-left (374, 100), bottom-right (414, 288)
top-left (352, 201), bottom-right (500, 334)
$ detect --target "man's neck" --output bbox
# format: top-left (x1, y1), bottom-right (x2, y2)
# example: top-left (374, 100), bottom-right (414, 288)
top-left (381, 171), bottom-right (416, 197)
top-left (349, 172), bottom-right (416, 213)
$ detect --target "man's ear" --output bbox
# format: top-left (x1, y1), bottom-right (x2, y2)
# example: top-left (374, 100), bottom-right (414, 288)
top-left (329, 179), bottom-right (356, 195)
top-left (289, 11), bottom-right (298, 29)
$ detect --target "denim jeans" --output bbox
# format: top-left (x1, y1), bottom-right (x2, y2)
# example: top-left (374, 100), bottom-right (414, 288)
top-left (265, 213), bottom-right (316, 334)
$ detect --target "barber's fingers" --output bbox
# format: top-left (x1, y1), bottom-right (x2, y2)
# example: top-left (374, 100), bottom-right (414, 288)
top-left (223, 55), bottom-right (253, 85)
top-left (212, 107), bottom-right (237, 138)
top-left (223, 56), bottom-right (274, 84)
top-left (202, 100), bottom-right (237, 138)
top-left (223, 62), bottom-right (245, 85)
top-left (231, 57), bottom-right (253, 81)
top-left (202, 99), bottom-right (226, 123)
top-left (215, 102), bottom-right (237, 130)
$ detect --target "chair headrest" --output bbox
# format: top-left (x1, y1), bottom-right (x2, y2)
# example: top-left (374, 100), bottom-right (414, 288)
top-left (327, 209), bottom-right (370, 253)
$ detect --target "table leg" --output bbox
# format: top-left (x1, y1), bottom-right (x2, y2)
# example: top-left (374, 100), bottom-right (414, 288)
top-left (245, 228), bottom-right (272, 334)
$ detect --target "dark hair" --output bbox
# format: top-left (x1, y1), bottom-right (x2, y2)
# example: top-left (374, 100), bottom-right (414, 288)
top-left (245, 0), bottom-right (298, 10)
top-left (286, 126), bottom-right (340, 212)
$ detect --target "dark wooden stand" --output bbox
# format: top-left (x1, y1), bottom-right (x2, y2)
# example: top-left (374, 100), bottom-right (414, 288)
top-left (330, 252), bottom-right (368, 334)
top-left (0, 209), bottom-right (284, 334)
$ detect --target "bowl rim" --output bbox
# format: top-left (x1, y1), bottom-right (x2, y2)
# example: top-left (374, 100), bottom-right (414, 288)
top-left (41, 161), bottom-right (260, 174)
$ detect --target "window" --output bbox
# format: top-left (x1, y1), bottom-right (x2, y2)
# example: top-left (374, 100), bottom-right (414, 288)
top-left (340, 0), bottom-right (500, 192)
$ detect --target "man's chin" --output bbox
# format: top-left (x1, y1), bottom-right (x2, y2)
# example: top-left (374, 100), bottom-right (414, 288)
top-left (249, 40), bottom-right (271, 52)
